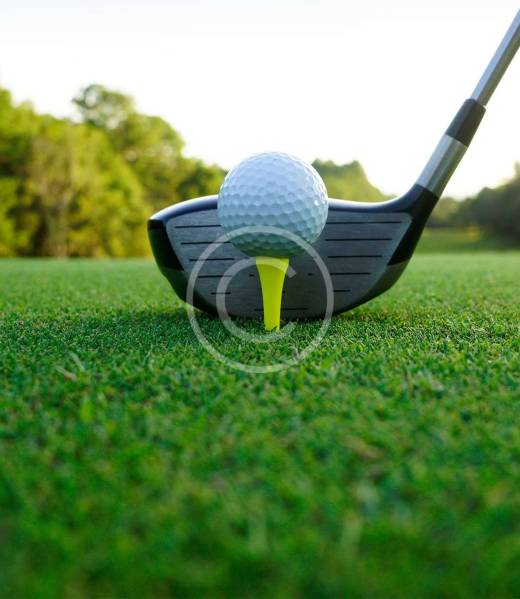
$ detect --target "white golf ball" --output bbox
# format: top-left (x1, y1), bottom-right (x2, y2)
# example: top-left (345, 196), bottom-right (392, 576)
top-left (217, 152), bottom-right (328, 257)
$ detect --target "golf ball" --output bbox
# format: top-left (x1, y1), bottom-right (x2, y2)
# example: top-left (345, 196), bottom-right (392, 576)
top-left (218, 152), bottom-right (328, 257)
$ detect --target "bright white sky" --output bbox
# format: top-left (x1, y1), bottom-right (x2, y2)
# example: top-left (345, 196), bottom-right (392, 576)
top-left (0, 0), bottom-right (518, 198)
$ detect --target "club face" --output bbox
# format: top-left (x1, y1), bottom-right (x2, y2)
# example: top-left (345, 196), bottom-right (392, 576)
top-left (149, 186), bottom-right (436, 319)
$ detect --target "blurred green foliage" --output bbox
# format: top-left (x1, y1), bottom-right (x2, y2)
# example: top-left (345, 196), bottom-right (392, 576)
top-left (0, 84), bottom-right (394, 258)
top-left (0, 84), bottom-right (519, 256)
top-left (465, 163), bottom-right (520, 243)
top-left (426, 167), bottom-right (520, 244)
top-left (312, 159), bottom-right (386, 202)
top-left (0, 85), bottom-right (225, 257)
top-left (427, 197), bottom-right (463, 228)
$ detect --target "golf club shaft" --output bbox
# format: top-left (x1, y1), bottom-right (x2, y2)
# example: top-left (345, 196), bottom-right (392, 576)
top-left (417, 9), bottom-right (520, 196)
top-left (471, 9), bottom-right (520, 106)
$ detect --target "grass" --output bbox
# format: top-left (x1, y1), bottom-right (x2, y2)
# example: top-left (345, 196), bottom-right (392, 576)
top-left (0, 254), bottom-right (519, 598)
top-left (417, 227), bottom-right (514, 253)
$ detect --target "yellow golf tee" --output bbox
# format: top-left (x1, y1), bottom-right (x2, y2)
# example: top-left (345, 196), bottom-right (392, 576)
top-left (255, 256), bottom-right (289, 331)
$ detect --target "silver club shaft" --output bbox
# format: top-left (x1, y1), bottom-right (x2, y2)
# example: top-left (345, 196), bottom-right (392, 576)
top-left (471, 9), bottom-right (520, 106)
top-left (418, 9), bottom-right (520, 196)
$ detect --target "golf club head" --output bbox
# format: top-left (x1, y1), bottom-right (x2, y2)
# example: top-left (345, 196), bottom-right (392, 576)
top-left (149, 9), bottom-right (519, 320)
top-left (148, 185), bottom-right (437, 320)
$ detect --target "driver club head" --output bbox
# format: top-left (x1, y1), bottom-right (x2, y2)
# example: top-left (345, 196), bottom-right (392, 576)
top-left (148, 9), bottom-right (519, 321)
top-left (148, 185), bottom-right (436, 320)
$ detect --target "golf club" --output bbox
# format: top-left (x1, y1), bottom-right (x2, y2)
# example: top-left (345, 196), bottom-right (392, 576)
top-left (149, 9), bottom-right (520, 320)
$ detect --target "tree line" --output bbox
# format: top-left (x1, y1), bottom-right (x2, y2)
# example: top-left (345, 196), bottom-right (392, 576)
top-left (428, 166), bottom-right (520, 243)
top-left (0, 84), bottom-right (518, 257)
top-left (0, 85), bottom-right (225, 257)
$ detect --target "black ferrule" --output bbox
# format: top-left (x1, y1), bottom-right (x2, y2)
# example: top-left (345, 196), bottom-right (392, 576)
top-left (445, 99), bottom-right (486, 146)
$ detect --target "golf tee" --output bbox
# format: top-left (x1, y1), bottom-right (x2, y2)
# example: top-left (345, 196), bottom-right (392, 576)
top-left (255, 257), bottom-right (289, 331)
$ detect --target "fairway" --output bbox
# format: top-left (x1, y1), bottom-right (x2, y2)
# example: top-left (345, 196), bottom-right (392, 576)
top-left (1, 254), bottom-right (519, 597)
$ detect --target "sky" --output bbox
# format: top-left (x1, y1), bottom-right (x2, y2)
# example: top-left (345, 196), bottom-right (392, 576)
top-left (0, 0), bottom-right (518, 198)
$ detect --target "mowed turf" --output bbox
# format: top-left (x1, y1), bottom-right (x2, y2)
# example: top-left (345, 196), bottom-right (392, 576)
top-left (0, 254), bottom-right (519, 598)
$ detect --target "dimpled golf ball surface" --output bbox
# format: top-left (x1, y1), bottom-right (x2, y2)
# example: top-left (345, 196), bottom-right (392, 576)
top-left (218, 152), bottom-right (328, 257)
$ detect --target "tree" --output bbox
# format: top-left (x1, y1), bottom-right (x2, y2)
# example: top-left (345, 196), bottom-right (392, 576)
top-left (312, 159), bottom-right (386, 202)
top-left (74, 85), bottom-right (186, 210)
top-left (0, 84), bottom-right (227, 257)
top-left (26, 117), bottom-right (78, 256)
top-left (73, 84), bottom-right (135, 130)
top-left (0, 88), bottom-right (39, 174)
top-left (467, 165), bottom-right (520, 243)
top-left (114, 113), bottom-right (185, 209)
top-left (0, 178), bottom-right (20, 256)
top-left (176, 158), bottom-right (225, 200)
top-left (0, 88), bottom-right (40, 255)
top-left (74, 84), bottom-right (229, 210)
top-left (66, 125), bottom-right (149, 257)
top-left (427, 197), bottom-right (463, 228)
top-left (25, 117), bottom-right (149, 257)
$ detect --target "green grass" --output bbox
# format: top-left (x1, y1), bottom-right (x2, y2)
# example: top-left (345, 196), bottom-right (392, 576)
top-left (417, 227), bottom-right (514, 253)
top-left (1, 255), bottom-right (519, 598)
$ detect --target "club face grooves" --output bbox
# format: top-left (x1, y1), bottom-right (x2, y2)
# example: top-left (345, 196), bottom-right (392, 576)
top-left (167, 210), bottom-right (411, 320)
top-left (148, 186), bottom-right (440, 319)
